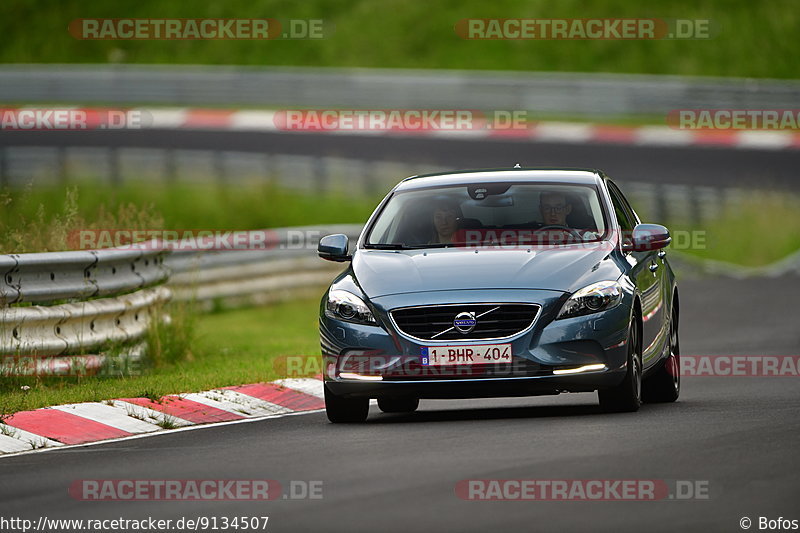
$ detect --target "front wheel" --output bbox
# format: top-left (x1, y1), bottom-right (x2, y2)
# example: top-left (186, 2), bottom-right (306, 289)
top-left (324, 385), bottom-right (369, 423)
top-left (643, 305), bottom-right (680, 403)
top-left (598, 321), bottom-right (642, 413)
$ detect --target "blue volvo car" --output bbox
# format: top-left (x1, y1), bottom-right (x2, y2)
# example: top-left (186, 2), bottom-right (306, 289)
top-left (318, 168), bottom-right (679, 423)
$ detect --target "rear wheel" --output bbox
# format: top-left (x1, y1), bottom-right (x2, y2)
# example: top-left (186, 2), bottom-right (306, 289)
top-left (598, 320), bottom-right (642, 413)
top-left (643, 305), bottom-right (680, 403)
top-left (324, 385), bottom-right (369, 423)
top-left (378, 397), bottom-right (419, 413)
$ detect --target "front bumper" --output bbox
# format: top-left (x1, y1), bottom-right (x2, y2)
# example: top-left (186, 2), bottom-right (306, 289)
top-left (320, 289), bottom-right (631, 400)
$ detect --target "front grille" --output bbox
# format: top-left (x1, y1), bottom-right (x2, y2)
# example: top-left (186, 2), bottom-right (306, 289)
top-left (390, 304), bottom-right (540, 341)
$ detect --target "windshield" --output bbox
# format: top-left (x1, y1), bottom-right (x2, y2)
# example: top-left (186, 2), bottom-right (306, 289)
top-left (365, 182), bottom-right (608, 248)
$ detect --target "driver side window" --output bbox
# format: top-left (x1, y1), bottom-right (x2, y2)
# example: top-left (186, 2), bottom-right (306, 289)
top-left (607, 181), bottom-right (636, 249)
top-left (607, 182), bottom-right (635, 232)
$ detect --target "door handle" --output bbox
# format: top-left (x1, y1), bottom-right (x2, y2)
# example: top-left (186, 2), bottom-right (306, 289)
top-left (657, 250), bottom-right (667, 259)
top-left (649, 262), bottom-right (659, 272)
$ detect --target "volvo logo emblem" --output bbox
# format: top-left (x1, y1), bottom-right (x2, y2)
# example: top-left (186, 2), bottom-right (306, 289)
top-left (453, 312), bottom-right (477, 334)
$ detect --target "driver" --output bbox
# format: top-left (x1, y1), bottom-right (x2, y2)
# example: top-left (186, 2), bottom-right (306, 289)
top-left (430, 199), bottom-right (461, 244)
top-left (539, 192), bottom-right (572, 227)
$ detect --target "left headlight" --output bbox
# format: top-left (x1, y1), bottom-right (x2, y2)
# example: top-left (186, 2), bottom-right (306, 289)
top-left (325, 289), bottom-right (377, 325)
top-left (557, 280), bottom-right (623, 319)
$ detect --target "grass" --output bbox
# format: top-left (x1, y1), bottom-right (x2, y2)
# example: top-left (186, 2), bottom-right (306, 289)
top-left (0, 180), bottom-right (379, 253)
top-left (0, 296), bottom-right (324, 415)
top-left (670, 193), bottom-right (800, 267)
top-left (0, 0), bottom-right (798, 79)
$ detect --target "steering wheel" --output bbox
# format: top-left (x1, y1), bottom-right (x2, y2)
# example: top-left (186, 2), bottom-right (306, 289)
top-left (537, 225), bottom-right (584, 241)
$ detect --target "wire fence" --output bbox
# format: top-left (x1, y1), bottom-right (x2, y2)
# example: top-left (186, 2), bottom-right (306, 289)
top-left (2, 65), bottom-right (799, 117)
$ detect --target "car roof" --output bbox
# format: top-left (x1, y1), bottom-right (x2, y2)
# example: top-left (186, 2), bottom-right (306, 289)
top-left (394, 168), bottom-right (605, 191)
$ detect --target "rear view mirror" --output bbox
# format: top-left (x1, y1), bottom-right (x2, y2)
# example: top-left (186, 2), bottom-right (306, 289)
top-left (318, 234), bottom-right (351, 262)
top-left (626, 224), bottom-right (671, 252)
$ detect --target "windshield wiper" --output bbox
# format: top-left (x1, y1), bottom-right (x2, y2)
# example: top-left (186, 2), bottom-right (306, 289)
top-left (403, 243), bottom-right (454, 249)
top-left (363, 243), bottom-right (409, 250)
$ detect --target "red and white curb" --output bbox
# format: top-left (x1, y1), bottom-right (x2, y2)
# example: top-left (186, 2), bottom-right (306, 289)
top-left (0, 377), bottom-right (324, 456)
top-left (137, 108), bottom-right (800, 151)
top-left (4, 107), bottom-right (796, 151)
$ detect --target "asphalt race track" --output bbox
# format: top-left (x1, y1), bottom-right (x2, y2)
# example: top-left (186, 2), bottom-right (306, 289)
top-left (1, 275), bottom-right (798, 532)
top-left (2, 128), bottom-right (799, 189)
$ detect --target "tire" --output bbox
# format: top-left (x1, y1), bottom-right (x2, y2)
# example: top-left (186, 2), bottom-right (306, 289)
top-left (324, 384), bottom-right (369, 423)
top-left (598, 320), bottom-right (642, 413)
top-left (643, 305), bottom-right (680, 403)
top-left (377, 397), bottom-right (419, 413)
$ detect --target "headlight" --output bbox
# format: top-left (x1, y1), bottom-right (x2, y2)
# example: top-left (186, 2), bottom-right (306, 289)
top-left (557, 281), bottom-right (623, 319)
top-left (325, 289), bottom-right (377, 325)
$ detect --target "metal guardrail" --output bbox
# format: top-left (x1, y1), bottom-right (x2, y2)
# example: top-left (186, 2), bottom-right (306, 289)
top-left (1, 65), bottom-right (799, 117)
top-left (0, 243), bottom-right (173, 376)
top-left (0, 247), bottom-right (170, 305)
top-left (165, 224), bottom-right (361, 308)
top-left (0, 286), bottom-right (170, 356)
top-left (0, 225), bottom-right (361, 375)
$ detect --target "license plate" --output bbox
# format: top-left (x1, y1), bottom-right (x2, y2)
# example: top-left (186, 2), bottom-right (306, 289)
top-left (421, 344), bottom-right (512, 366)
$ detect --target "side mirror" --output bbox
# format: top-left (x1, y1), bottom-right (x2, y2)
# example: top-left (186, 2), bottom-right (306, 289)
top-left (624, 224), bottom-right (671, 252)
top-left (318, 234), bottom-right (351, 262)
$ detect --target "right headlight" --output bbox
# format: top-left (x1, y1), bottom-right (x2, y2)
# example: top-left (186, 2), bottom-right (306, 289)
top-left (325, 289), bottom-right (377, 325)
top-left (557, 280), bottom-right (623, 319)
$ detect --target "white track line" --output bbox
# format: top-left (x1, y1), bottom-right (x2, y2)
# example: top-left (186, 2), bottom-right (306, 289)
top-left (145, 108), bottom-right (189, 129)
top-left (735, 131), bottom-right (793, 150)
top-left (0, 433), bottom-right (38, 453)
top-left (0, 424), bottom-right (63, 451)
top-left (634, 126), bottom-right (695, 146)
top-left (230, 110), bottom-right (279, 131)
top-left (534, 122), bottom-right (594, 143)
top-left (183, 390), bottom-right (291, 417)
top-left (275, 378), bottom-right (325, 398)
top-left (111, 400), bottom-right (194, 428)
top-left (51, 403), bottom-right (163, 434)
top-left (205, 389), bottom-right (293, 416)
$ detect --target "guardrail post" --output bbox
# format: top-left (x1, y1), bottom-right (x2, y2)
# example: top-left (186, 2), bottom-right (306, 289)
top-left (214, 150), bottom-right (226, 183)
top-left (361, 159), bottom-right (377, 197)
top-left (263, 153), bottom-right (274, 185)
top-left (0, 147), bottom-right (7, 187)
top-left (654, 183), bottom-right (668, 225)
top-left (312, 156), bottom-right (328, 193)
top-left (109, 147), bottom-right (121, 186)
top-left (164, 148), bottom-right (177, 182)
top-left (688, 185), bottom-right (703, 227)
top-left (57, 146), bottom-right (68, 184)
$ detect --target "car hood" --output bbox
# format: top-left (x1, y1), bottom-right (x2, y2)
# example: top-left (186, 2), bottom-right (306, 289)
top-left (352, 243), bottom-right (623, 297)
